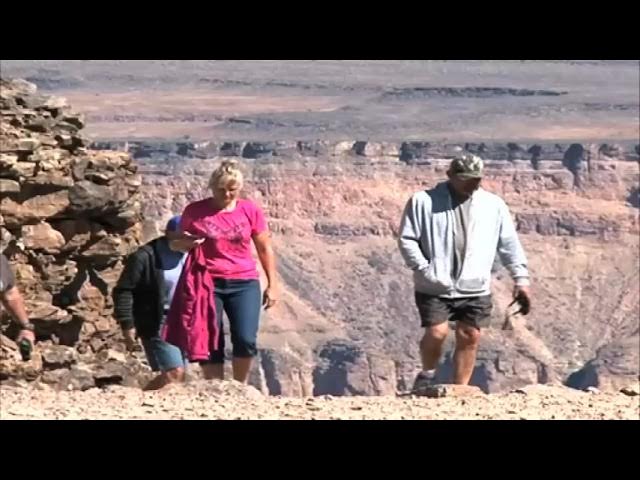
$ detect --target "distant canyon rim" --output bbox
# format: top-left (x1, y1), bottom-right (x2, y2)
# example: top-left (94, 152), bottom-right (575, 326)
top-left (2, 60), bottom-right (638, 143)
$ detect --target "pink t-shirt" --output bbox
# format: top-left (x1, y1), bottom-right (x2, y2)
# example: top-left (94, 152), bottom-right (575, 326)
top-left (180, 198), bottom-right (267, 279)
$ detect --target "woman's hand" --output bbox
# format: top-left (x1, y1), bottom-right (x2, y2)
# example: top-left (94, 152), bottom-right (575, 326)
top-left (169, 232), bottom-right (205, 252)
top-left (262, 286), bottom-right (278, 310)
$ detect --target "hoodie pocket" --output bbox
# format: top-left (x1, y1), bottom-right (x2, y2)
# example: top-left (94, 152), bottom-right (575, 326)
top-left (455, 257), bottom-right (491, 294)
top-left (455, 276), bottom-right (490, 294)
top-left (418, 258), bottom-right (453, 294)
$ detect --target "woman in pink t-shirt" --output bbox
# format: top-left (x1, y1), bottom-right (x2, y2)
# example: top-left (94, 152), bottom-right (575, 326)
top-left (170, 159), bottom-right (278, 383)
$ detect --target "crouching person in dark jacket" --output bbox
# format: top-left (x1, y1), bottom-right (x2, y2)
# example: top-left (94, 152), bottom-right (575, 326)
top-left (113, 216), bottom-right (187, 390)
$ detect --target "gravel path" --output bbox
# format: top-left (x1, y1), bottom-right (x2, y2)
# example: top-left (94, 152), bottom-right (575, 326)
top-left (1, 382), bottom-right (638, 420)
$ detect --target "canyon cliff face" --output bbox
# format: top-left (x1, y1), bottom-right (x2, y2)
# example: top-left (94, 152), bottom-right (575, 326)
top-left (129, 138), bottom-right (639, 395)
top-left (1, 79), bottom-right (638, 396)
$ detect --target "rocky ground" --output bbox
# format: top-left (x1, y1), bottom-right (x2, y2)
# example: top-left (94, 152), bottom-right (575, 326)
top-left (1, 381), bottom-right (638, 420)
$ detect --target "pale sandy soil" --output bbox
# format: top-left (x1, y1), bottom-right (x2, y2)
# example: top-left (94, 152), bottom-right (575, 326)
top-left (1, 382), bottom-right (638, 420)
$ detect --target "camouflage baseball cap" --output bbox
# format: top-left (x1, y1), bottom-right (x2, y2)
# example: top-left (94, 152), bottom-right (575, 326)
top-left (449, 154), bottom-right (484, 179)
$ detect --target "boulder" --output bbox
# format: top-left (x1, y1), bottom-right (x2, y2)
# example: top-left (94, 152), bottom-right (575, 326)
top-left (312, 341), bottom-right (398, 396)
top-left (257, 348), bottom-right (314, 397)
top-left (242, 142), bottom-right (277, 159)
top-left (24, 172), bottom-right (74, 189)
top-left (353, 141), bottom-right (394, 157)
top-left (51, 219), bottom-right (92, 252)
top-left (41, 345), bottom-right (78, 370)
top-left (0, 334), bottom-right (18, 351)
top-left (93, 361), bottom-right (128, 387)
top-left (566, 337), bottom-right (640, 392)
top-left (297, 141), bottom-right (330, 157)
top-left (55, 133), bottom-right (85, 151)
top-left (77, 281), bottom-right (106, 313)
top-left (0, 349), bottom-right (42, 381)
top-left (79, 235), bottom-right (127, 260)
top-left (20, 222), bottom-right (66, 253)
top-left (1, 160), bottom-right (36, 179)
top-left (0, 153), bottom-right (18, 168)
top-left (0, 179), bottom-right (20, 193)
top-left (68, 180), bottom-right (130, 214)
top-left (40, 365), bottom-right (95, 391)
top-left (218, 142), bottom-right (245, 157)
top-left (0, 190), bottom-right (70, 226)
top-left (17, 138), bottom-right (41, 152)
top-left (331, 141), bottom-right (355, 156)
top-left (96, 349), bottom-right (127, 364)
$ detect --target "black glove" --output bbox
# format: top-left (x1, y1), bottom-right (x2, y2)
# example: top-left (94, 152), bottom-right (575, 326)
top-left (509, 291), bottom-right (531, 316)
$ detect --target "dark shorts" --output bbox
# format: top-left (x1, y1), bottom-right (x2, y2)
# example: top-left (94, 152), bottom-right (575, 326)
top-left (201, 278), bottom-right (262, 364)
top-left (414, 292), bottom-right (493, 329)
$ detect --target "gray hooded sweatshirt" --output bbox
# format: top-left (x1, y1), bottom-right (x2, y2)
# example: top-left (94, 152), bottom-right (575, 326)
top-left (398, 182), bottom-right (529, 298)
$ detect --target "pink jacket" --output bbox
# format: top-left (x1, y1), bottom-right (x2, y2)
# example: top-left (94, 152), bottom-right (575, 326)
top-left (161, 245), bottom-right (219, 361)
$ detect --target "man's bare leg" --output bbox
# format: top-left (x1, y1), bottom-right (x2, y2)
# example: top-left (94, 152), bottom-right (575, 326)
top-left (420, 322), bottom-right (449, 371)
top-left (412, 322), bottom-right (450, 392)
top-left (453, 323), bottom-right (481, 385)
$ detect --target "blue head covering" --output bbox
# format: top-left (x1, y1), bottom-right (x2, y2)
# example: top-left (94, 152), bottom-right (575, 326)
top-left (165, 215), bottom-right (182, 233)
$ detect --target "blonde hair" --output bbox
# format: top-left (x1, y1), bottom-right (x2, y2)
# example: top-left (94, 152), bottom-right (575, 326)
top-left (208, 159), bottom-right (244, 190)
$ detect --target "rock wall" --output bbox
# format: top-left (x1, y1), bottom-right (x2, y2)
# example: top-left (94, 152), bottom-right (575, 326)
top-left (1, 78), bottom-right (143, 384)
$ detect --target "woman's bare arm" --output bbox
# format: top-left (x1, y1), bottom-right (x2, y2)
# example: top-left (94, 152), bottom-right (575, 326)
top-left (252, 232), bottom-right (278, 309)
top-left (168, 231), bottom-right (204, 252)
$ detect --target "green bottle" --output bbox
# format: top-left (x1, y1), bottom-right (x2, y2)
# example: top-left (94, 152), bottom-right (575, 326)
top-left (19, 339), bottom-right (32, 362)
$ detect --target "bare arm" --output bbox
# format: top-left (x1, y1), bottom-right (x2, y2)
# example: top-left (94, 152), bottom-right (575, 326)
top-left (1, 286), bottom-right (29, 327)
top-left (252, 231), bottom-right (278, 309)
top-left (1, 286), bottom-right (35, 344)
top-left (496, 201), bottom-right (532, 310)
top-left (169, 232), bottom-right (204, 252)
top-left (1, 254), bottom-right (35, 344)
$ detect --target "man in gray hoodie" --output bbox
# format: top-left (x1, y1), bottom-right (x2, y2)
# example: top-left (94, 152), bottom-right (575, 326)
top-left (398, 154), bottom-right (531, 390)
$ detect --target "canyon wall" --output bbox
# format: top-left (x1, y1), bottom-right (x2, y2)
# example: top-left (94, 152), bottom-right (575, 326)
top-left (127, 138), bottom-right (639, 395)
